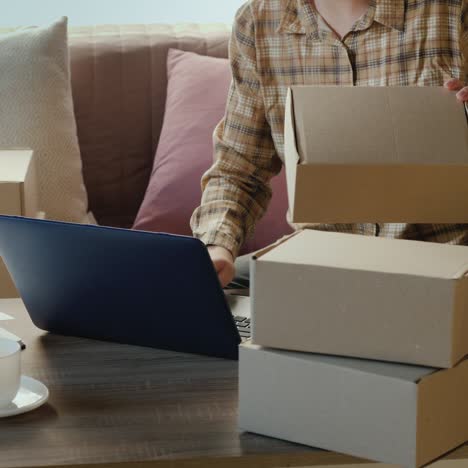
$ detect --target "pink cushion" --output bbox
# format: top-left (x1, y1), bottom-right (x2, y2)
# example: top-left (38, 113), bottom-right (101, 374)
top-left (133, 48), bottom-right (292, 254)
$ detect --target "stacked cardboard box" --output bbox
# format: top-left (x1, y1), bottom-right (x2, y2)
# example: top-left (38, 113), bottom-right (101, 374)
top-left (239, 87), bottom-right (468, 468)
top-left (283, 86), bottom-right (468, 223)
top-left (0, 149), bottom-right (38, 298)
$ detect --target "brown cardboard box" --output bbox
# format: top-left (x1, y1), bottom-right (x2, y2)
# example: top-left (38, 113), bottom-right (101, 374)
top-left (0, 149), bottom-right (38, 298)
top-left (284, 86), bottom-right (468, 223)
top-left (239, 342), bottom-right (468, 468)
top-left (251, 229), bottom-right (468, 368)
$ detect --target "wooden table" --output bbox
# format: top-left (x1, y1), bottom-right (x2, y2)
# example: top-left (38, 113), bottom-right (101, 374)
top-left (0, 298), bottom-right (467, 468)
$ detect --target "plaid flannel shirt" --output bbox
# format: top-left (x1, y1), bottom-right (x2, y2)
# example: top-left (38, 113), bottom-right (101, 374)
top-left (191, 0), bottom-right (468, 258)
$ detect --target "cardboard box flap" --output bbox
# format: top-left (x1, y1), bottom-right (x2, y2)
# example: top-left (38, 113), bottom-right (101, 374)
top-left (259, 230), bottom-right (468, 279)
top-left (284, 89), bottom-right (300, 213)
top-left (245, 344), bottom-right (435, 382)
top-left (290, 86), bottom-right (468, 165)
top-left (284, 89), bottom-right (301, 164)
top-left (0, 149), bottom-right (34, 183)
top-left (253, 231), bottom-right (301, 260)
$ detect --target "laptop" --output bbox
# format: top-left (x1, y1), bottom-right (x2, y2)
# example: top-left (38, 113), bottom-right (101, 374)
top-left (0, 215), bottom-right (251, 360)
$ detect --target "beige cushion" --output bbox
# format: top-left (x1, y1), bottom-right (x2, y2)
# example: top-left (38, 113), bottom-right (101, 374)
top-left (0, 17), bottom-right (90, 223)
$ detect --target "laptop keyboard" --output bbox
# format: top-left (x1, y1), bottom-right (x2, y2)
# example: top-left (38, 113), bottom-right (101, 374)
top-left (234, 315), bottom-right (251, 341)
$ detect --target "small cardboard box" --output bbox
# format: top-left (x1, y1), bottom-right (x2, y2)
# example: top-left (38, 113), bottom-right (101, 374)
top-left (0, 149), bottom-right (38, 298)
top-left (284, 86), bottom-right (468, 223)
top-left (251, 229), bottom-right (468, 368)
top-left (239, 342), bottom-right (468, 468)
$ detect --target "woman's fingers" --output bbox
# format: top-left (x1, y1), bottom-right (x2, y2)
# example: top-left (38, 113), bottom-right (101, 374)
top-left (209, 246), bottom-right (236, 288)
top-left (445, 78), bottom-right (465, 91)
top-left (444, 79), bottom-right (468, 102)
top-left (456, 86), bottom-right (468, 102)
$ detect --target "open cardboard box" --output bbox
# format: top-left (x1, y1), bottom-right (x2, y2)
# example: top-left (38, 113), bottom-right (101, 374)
top-left (0, 149), bottom-right (39, 298)
top-left (284, 86), bottom-right (468, 223)
top-left (239, 342), bottom-right (468, 468)
top-left (251, 229), bottom-right (468, 368)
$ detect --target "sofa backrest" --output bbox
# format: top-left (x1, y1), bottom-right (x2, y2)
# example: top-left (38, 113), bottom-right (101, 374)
top-left (69, 24), bottom-right (230, 227)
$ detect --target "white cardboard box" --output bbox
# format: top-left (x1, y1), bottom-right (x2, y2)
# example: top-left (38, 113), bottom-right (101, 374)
top-left (284, 86), bottom-right (468, 223)
top-left (239, 342), bottom-right (468, 468)
top-left (0, 149), bottom-right (38, 298)
top-left (251, 229), bottom-right (468, 368)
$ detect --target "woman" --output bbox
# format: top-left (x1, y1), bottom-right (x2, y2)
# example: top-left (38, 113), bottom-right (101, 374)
top-left (191, 0), bottom-right (468, 287)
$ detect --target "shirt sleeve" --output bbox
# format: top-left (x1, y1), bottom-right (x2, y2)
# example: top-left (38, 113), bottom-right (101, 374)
top-left (190, 2), bottom-right (282, 259)
top-left (461, 0), bottom-right (468, 81)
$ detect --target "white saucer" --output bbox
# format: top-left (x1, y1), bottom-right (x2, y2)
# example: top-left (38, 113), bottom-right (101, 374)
top-left (0, 376), bottom-right (49, 418)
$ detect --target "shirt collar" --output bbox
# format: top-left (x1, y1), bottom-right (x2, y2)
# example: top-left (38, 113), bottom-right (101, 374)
top-left (373, 0), bottom-right (406, 31)
top-left (276, 0), bottom-right (321, 38)
top-left (276, 0), bottom-right (405, 38)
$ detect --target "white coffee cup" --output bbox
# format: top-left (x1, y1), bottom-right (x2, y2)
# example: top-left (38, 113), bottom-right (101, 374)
top-left (0, 338), bottom-right (21, 407)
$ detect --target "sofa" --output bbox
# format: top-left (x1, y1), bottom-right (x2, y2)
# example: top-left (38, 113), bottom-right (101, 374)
top-left (0, 22), bottom-right (292, 299)
top-left (69, 24), bottom-right (231, 229)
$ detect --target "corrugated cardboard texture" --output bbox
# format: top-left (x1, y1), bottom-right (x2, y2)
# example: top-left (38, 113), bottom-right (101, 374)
top-left (22, 154), bottom-right (38, 218)
top-left (293, 164), bottom-right (468, 223)
top-left (0, 261), bottom-right (17, 298)
top-left (285, 87), bottom-right (468, 223)
top-left (0, 149), bottom-right (36, 216)
top-left (0, 149), bottom-right (33, 181)
top-left (253, 230), bottom-right (466, 368)
top-left (0, 150), bottom-right (35, 298)
top-left (259, 230), bottom-right (468, 279)
top-left (416, 360), bottom-right (468, 467)
top-left (239, 343), bottom-right (433, 467)
top-left (0, 184), bottom-right (21, 214)
top-left (291, 87), bottom-right (468, 165)
top-left (253, 261), bottom-right (454, 367)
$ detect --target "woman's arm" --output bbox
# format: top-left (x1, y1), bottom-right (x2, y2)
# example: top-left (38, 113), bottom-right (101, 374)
top-left (190, 3), bottom-right (282, 260)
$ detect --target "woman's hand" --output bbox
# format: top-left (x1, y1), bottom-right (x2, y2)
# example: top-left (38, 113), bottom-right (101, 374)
top-left (208, 246), bottom-right (235, 288)
top-left (445, 78), bottom-right (468, 102)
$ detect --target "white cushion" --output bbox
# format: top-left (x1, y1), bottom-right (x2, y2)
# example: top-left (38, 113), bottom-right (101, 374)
top-left (0, 17), bottom-right (91, 223)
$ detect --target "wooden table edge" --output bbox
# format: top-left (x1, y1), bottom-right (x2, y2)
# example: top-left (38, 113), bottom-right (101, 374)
top-left (11, 442), bottom-right (468, 468)
top-left (13, 452), bottom-right (374, 468)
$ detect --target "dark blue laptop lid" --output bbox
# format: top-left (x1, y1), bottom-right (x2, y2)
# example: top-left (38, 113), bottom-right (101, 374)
top-left (0, 216), bottom-right (240, 359)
